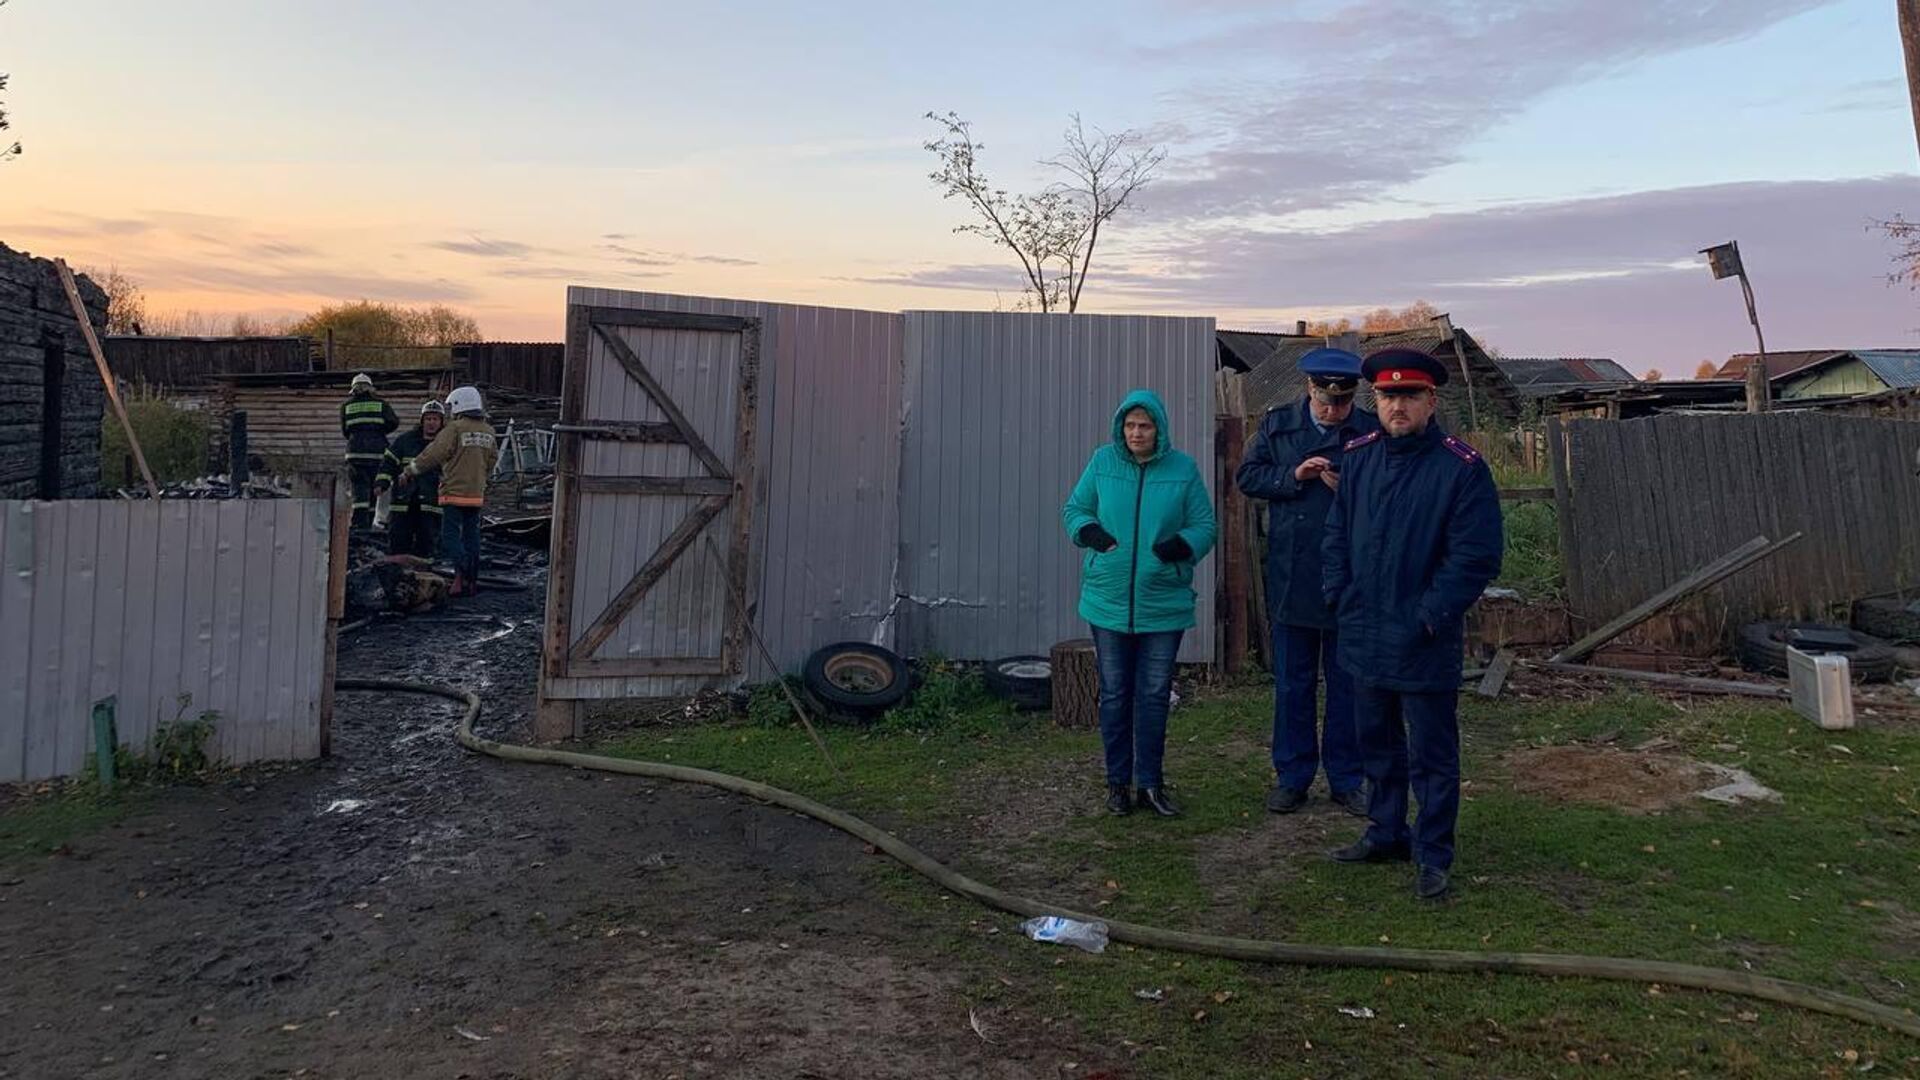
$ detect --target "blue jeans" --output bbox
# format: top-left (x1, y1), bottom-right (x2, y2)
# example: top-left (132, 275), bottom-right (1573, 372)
top-left (1272, 625), bottom-right (1361, 795)
top-left (1353, 680), bottom-right (1460, 870)
top-left (440, 506), bottom-right (482, 584)
top-left (1091, 626), bottom-right (1184, 789)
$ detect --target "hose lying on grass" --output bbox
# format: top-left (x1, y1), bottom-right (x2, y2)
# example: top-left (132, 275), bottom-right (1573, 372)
top-left (334, 677), bottom-right (1920, 1040)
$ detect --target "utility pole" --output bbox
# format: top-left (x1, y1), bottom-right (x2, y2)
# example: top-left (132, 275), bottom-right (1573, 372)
top-left (1901, 0), bottom-right (1920, 162)
top-left (1700, 241), bottom-right (1770, 413)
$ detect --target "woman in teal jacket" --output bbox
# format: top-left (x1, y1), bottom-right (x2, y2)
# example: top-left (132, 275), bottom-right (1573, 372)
top-left (1061, 389), bottom-right (1217, 818)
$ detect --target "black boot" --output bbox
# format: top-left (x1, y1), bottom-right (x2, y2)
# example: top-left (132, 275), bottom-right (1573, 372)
top-left (1139, 786), bottom-right (1181, 818)
top-left (1416, 866), bottom-right (1452, 900)
top-left (1105, 784), bottom-right (1133, 816)
top-left (1265, 785), bottom-right (1308, 814)
top-left (1328, 837), bottom-right (1411, 863)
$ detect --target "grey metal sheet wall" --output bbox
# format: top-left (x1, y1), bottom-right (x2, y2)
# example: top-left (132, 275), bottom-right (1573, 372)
top-left (895, 312), bottom-right (1218, 663)
top-left (0, 499), bottom-right (330, 782)
top-left (550, 288), bottom-right (904, 699)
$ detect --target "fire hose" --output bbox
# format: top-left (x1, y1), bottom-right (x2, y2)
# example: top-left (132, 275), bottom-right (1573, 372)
top-left (333, 678), bottom-right (1920, 1039)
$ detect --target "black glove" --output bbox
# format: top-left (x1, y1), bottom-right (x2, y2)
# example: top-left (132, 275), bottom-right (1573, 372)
top-left (1152, 535), bottom-right (1193, 563)
top-left (1078, 523), bottom-right (1118, 552)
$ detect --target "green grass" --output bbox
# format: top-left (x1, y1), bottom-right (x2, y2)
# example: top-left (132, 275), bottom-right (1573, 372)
top-left (1496, 500), bottom-right (1563, 600)
top-left (0, 786), bottom-right (147, 863)
top-left (596, 685), bottom-right (1920, 1077)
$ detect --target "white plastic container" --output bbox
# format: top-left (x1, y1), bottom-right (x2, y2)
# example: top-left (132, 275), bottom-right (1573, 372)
top-left (1786, 646), bottom-right (1854, 730)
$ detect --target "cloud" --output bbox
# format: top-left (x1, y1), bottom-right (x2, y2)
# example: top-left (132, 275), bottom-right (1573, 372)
top-left (874, 174), bottom-right (1920, 372)
top-left (430, 236), bottom-right (551, 258)
top-left (1137, 0), bottom-right (1838, 219)
top-left (598, 241), bottom-right (755, 268)
top-left (688, 254), bottom-right (758, 267)
top-left (0, 211), bottom-right (157, 240)
top-left (136, 254), bottom-right (480, 303)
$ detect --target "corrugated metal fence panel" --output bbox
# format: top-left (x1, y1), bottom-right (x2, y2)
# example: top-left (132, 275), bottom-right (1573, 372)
top-left (0, 499), bottom-right (329, 782)
top-left (1560, 413), bottom-right (1920, 650)
top-left (549, 289), bottom-right (903, 699)
top-left (896, 312), bottom-right (1218, 663)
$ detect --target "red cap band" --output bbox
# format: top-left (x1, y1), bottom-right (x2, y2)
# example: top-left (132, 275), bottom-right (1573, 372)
top-left (1373, 368), bottom-right (1434, 389)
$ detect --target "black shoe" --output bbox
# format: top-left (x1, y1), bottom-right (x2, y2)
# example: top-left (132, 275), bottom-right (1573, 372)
top-left (1265, 785), bottom-right (1309, 814)
top-left (1328, 837), bottom-right (1411, 863)
top-left (1416, 866), bottom-right (1451, 900)
top-left (1105, 784), bottom-right (1133, 816)
top-left (1138, 786), bottom-right (1181, 818)
top-left (1331, 787), bottom-right (1369, 818)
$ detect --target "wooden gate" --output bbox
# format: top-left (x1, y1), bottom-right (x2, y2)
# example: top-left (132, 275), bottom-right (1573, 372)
top-left (542, 306), bottom-right (760, 698)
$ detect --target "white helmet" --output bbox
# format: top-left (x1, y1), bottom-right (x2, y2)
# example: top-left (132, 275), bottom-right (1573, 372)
top-left (350, 373), bottom-right (374, 391)
top-left (445, 385), bottom-right (484, 415)
top-left (420, 399), bottom-right (446, 417)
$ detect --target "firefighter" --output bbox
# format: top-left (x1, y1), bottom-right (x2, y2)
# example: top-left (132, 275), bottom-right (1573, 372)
top-left (376, 400), bottom-right (445, 559)
top-left (401, 385), bottom-right (497, 597)
top-left (340, 373), bottom-right (398, 529)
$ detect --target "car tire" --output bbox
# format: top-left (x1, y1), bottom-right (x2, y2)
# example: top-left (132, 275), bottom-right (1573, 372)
top-left (1735, 621), bottom-right (1897, 683)
top-left (802, 642), bottom-right (912, 720)
top-left (984, 655), bottom-right (1053, 711)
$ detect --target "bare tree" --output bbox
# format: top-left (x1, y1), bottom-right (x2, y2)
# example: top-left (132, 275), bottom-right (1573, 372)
top-left (84, 265), bottom-right (147, 335)
top-left (924, 111), bottom-right (1164, 313)
top-left (1874, 213), bottom-right (1920, 286)
top-left (1644, 368), bottom-right (1666, 382)
top-left (0, 1), bottom-right (16, 164)
top-left (1694, 360), bottom-right (1720, 379)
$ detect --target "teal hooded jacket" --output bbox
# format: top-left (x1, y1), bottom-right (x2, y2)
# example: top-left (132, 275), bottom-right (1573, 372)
top-left (1061, 389), bottom-right (1218, 634)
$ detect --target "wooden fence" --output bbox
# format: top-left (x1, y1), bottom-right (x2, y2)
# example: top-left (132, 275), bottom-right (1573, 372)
top-left (0, 498), bottom-right (336, 782)
top-left (1549, 412), bottom-right (1920, 650)
top-left (104, 336), bottom-right (312, 388)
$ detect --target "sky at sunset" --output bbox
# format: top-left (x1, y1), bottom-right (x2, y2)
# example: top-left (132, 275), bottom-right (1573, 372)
top-left (4, 0), bottom-right (1920, 373)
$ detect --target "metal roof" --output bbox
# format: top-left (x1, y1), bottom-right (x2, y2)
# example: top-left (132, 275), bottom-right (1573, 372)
top-left (1851, 349), bottom-right (1920, 390)
top-left (1715, 350), bottom-right (1847, 381)
top-left (1498, 357), bottom-right (1636, 390)
top-left (1230, 326), bottom-right (1523, 422)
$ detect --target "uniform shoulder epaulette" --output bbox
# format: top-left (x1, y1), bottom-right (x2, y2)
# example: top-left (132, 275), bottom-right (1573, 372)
top-left (1343, 430), bottom-right (1382, 452)
top-left (1443, 435), bottom-right (1481, 463)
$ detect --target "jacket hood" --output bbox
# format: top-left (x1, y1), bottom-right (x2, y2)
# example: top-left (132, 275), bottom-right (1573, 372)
top-left (1110, 389), bottom-right (1172, 462)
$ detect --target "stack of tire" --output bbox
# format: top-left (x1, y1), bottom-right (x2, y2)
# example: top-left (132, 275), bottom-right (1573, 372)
top-left (801, 642), bottom-right (912, 723)
top-left (1851, 598), bottom-right (1920, 645)
top-left (1736, 621), bottom-right (1897, 683)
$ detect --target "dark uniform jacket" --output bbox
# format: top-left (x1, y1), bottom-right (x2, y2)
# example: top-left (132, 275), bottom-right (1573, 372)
top-left (377, 426), bottom-right (441, 511)
top-left (341, 392), bottom-right (399, 461)
top-left (1321, 422), bottom-right (1503, 692)
top-left (1235, 398), bottom-right (1380, 630)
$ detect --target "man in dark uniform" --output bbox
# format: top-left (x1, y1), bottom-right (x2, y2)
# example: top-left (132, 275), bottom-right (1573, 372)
top-left (340, 373), bottom-right (398, 529)
top-left (1321, 347), bottom-right (1503, 901)
top-left (1236, 347), bottom-right (1380, 817)
top-left (376, 400), bottom-right (445, 559)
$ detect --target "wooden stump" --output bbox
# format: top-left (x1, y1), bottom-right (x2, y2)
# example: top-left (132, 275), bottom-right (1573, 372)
top-left (1051, 638), bottom-right (1100, 729)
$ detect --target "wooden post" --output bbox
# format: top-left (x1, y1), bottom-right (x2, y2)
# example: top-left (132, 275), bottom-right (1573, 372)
top-left (1218, 415), bottom-right (1250, 675)
top-left (319, 474), bottom-right (350, 757)
top-left (324, 327), bottom-right (336, 371)
top-left (54, 260), bottom-right (159, 498)
top-left (1050, 638), bottom-right (1099, 729)
top-left (1447, 330), bottom-right (1481, 432)
top-left (92, 697), bottom-right (118, 789)
top-left (1902, 0), bottom-right (1920, 164)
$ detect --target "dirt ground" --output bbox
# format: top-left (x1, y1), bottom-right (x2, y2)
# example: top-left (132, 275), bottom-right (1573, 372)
top-left (1504, 744), bottom-right (1731, 814)
top-left (0, 555), bottom-right (1110, 1080)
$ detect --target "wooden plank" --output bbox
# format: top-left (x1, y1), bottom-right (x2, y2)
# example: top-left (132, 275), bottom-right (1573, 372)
top-left (564, 656), bottom-right (730, 678)
top-left (575, 475), bottom-right (733, 497)
top-left (552, 420), bottom-right (686, 443)
top-left (591, 322), bottom-right (731, 478)
top-left (568, 494), bottom-right (731, 662)
top-left (1549, 532), bottom-right (1802, 663)
top-left (579, 305), bottom-right (754, 334)
top-left (318, 478), bottom-right (350, 757)
top-left (1476, 648), bottom-right (1516, 698)
top-left (543, 303), bottom-right (593, 693)
top-left (1527, 660), bottom-right (1788, 699)
top-left (1546, 417), bottom-right (1581, 624)
top-left (1218, 415), bottom-right (1249, 674)
top-left (56, 260), bottom-right (159, 498)
top-left (145, 501), bottom-right (193, 751)
top-left (722, 319), bottom-right (761, 675)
